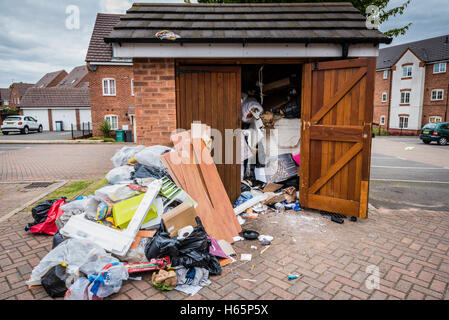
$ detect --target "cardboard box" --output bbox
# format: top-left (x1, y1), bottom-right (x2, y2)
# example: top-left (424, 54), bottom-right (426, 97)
top-left (162, 202), bottom-right (198, 237)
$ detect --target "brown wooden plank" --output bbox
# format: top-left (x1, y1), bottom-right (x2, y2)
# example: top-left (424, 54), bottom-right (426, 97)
top-left (307, 194), bottom-right (359, 217)
top-left (311, 68), bottom-right (367, 124)
top-left (309, 142), bottom-right (363, 194)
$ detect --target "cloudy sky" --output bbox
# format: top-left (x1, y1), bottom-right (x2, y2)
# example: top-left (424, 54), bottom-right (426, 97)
top-left (0, 0), bottom-right (448, 88)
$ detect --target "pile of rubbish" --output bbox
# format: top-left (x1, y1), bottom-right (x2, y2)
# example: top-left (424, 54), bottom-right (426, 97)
top-left (25, 132), bottom-right (247, 300)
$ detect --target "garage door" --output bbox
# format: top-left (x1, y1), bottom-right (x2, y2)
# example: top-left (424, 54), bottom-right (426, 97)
top-left (300, 58), bottom-right (375, 219)
top-left (177, 65), bottom-right (242, 202)
top-left (23, 109), bottom-right (49, 131)
top-left (51, 109), bottom-right (76, 131)
top-left (79, 109), bottom-right (92, 129)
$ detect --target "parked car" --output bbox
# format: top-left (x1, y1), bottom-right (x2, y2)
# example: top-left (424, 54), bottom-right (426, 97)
top-left (419, 122), bottom-right (449, 145)
top-left (1, 116), bottom-right (43, 135)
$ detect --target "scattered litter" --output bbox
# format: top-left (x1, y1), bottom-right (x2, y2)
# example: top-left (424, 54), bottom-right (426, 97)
top-left (217, 240), bottom-right (236, 257)
top-left (124, 257), bottom-right (171, 274)
top-left (234, 194), bottom-right (268, 215)
top-left (233, 236), bottom-right (244, 243)
top-left (174, 267), bottom-right (211, 296)
top-left (258, 235), bottom-right (274, 243)
top-left (237, 215), bottom-right (246, 225)
top-left (241, 254), bottom-right (252, 261)
top-left (242, 230), bottom-right (260, 240)
top-left (155, 30), bottom-right (181, 41)
top-left (251, 246), bottom-right (258, 250)
top-left (288, 275), bottom-right (299, 281)
top-left (260, 246), bottom-right (270, 255)
top-left (152, 269), bottom-right (177, 291)
top-left (405, 146), bottom-right (415, 151)
top-left (242, 278), bottom-right (257, 282)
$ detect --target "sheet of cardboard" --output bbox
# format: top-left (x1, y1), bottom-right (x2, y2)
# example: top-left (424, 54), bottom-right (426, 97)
top-left (130, 230), bottom-right (156, 249)
top-left (162, 202), bottom-right (198, 237)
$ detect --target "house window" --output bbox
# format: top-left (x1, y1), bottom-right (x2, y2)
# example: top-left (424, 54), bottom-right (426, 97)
top-left (431, 89), bottom-right (444, 101)
top-left (3, 100), bottom-right (8, 106)
top-left (433, 62), bottom-right (447, 74)
top-left (429, 116), bottom-right (442, 123)
top-left (381, 92), bottom-right (388, 102)
top-left (383, 70), bottom-right (388, 79)
top-left (400, 92), bottom-right (410, 104)
top-left (402, 66), bottom-right (412, 78)
top-left (131, 79), bottom-right (134, 96)
top-left (399, 116), bottom-right (409, 129)
top-left (105, 115), bottom-right (118, 130)
top-left (380, 116), bottom-right (386, 125)
top-left (102, 78), bottom-right (116, 96)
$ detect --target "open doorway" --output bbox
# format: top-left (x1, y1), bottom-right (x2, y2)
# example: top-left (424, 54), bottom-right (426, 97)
top-left (240, 63), bottom-right (303, 197)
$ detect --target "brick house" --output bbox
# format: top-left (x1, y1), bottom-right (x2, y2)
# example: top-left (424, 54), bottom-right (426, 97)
top-left (9, 83), bottom-right (34, 110)
top-left (374, 35), bottom-right (449, 135)
top-left (34, 70), bottom-right (68, 88)
top-left (0, 88), bottom-right (11, 108)
top-left (85, 13), bottom-right (135, 140)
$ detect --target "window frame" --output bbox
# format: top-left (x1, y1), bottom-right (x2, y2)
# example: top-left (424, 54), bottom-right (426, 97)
top-left (433, 62), bottom-right (447, 74)
top-left (429, 116), bottom-right (442, 123)
top-left (131, 79), bottom-right (134, 96)
top-left (399, 116), bottom-right (409, 129)
top-left (381, 92), bottom-right (388, 103)
top-left (380, 116), bottom-right (386, 125)
top-left (402, 66), bottom-right (413, 78)
top-left (400, 91), bottom-right (411, 104)
top-left (104, 114), bottom-right (119, 130)
top-left (431, 89), bottom-right (444, 101)
top-left (383, 70), bottom-right (388, 79)
top-left (102, 78), bottom-right (116, 96)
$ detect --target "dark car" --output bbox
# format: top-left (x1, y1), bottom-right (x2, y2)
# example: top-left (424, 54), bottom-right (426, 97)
top-left (419, 122), bottom-right (449, 145)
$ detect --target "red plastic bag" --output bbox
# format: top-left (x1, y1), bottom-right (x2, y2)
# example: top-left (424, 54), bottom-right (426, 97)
top-left (29, 198), bottom-right (66, 236)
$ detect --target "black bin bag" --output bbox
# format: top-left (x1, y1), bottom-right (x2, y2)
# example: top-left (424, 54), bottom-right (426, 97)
top-left (41, 264), bottom-right (68, 298)
top-left (27, 199), bottom-right (58, 229)
top-left (145, 217), bottom-right (222, 276)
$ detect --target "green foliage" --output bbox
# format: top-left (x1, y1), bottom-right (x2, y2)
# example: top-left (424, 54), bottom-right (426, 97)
top-left (197, 0), bottom-right (411, 38)
top-left (1, 107), bottom-right (19, 115)
top-left (99, 119), bottom-right (112, 138)
top-left (373, 126), bottom-right (389, 136)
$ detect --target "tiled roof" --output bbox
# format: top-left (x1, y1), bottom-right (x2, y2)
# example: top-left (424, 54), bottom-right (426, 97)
top-left (377, 34), bottom-right (449, 69)
top-left (20, 88), bottom-right (90, 108)
top-left (86, 13), bottom-right (123, 62)
top-left (11, 83), bottom-right (34, 97)
top-left (57, 65), bottom-right (88, 88)
top-left (0, 88), bottom-right (11, 101)
top-left (34, 70), bottom-right (67, 88)
top-left (105, 3), bottom-right (391, 45)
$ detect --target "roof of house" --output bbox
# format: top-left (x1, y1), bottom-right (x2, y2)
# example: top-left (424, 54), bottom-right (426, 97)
top-left (20, 88), bottom-right (90, 108)
top-left (11, 83), bottom-right (34, 96)
top-left (57, 65), bottom-right (89, 88)
top-left (86, 13), bottom-right (123, 62)
top-left (104, 3), bottom-right (391, 45)
top-left (34, 70), bottom-right (67, 88)
top-left (377, 34), bottom-right (449, 70)
top-left (0, 88), bottom-right (11, 101)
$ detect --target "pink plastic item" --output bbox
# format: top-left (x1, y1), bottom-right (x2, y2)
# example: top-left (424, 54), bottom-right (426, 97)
top-left (293, 154), bottom-right (300, 166)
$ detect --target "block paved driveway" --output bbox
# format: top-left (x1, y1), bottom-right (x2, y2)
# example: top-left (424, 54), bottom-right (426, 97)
top-left (0, 144), bottom-right (122, 182)
top-left (1, 206), bottom-right (448, 300)
top-left (0, 131), bottom-right (72, 141)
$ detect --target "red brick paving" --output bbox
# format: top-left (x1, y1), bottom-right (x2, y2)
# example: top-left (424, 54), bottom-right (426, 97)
top-left (0, 144), bottom-right (122, 182)
top-left (1, 206), bottom-right (449, 300)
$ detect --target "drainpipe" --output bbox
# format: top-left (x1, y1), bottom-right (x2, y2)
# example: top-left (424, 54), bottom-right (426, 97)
top-left (445, 82), bottom-right (449, 122)
top-left (387, 68), bottom-right (393, 132)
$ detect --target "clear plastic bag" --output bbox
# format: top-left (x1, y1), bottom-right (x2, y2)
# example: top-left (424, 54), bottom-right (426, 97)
top-left (94, 184), bottom-right (139, 202)
top-left (64, 277), bottom-right (90, 300)
top-left (87, 262), bottom-right (129, 298)
top-left (26, 238), bottom-right (119, 286)
top-left (111, 145), bottom-right (146, 168)
top-left (60, 196), bottom-right (99, 216)
top-left (105, 166), bottom-right (135, 185)
top-left (134, 146), bottom-right (173, 169)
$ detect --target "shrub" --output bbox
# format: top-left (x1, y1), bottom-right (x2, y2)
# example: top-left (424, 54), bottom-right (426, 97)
top-left (99, 119), bottom-right (112, 138)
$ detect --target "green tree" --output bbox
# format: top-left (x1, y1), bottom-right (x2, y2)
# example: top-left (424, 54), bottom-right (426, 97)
top-left (197, 0), bottom-right (411, 38)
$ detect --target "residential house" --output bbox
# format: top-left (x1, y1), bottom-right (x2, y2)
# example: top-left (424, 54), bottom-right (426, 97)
top-left (20, 66), bottom-right (92, 131)
top-left (20, 87), bottom-right (90, 131)
top-left (34, 70), bottom-right (68, 88)
top-left (9, 83), bottom-right (34, 110)
top-left (374, 35), bottom-right (449, 135)
top-left (85, 13), bottom-right (135, 140)
top-left (0, 88), bottom-right (11, 108)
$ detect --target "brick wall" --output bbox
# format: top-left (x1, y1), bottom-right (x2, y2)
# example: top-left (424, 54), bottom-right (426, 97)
top-left (9, 86), bottom-right (20, 110)
top-left (86, 64), bottom-right (135, 138)
top-left (373, 69), bottom-right (391, 129)
top-left (133, 58), bottom-right (176, 146)
top-left (421, 64), bottom-right (449, 126)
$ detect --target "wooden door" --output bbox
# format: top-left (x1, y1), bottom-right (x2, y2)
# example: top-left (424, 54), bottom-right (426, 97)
top-left (300, 58), bottom-right (376, 218)
top-left (176, 65), bottom-right (242, 202)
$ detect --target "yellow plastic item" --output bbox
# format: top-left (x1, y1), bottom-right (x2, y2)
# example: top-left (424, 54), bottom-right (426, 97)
top-left (113, 193), bottom-right (158, 230)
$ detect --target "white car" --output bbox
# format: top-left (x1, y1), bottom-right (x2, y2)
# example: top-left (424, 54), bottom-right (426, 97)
top-left (1, 115), bottom-right (43, 135)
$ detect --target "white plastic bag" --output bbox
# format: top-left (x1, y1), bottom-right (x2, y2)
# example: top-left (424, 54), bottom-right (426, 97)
top-left (110, 145), bottom-right (146, 168)
top-left (26, 239), bottom-right (119, 286)
top-left (94, 184), bottom-right (139, 202)
top-left (64, 277), bottom-right (90, 300)
top-left (87, 262), bottom-right (129, 298)
top-left (105, 166), bottom-right (135, 184)
top-left (60, 196), bottom-right (99, 216)
top-left (134, 145), bottom-right (173, 169)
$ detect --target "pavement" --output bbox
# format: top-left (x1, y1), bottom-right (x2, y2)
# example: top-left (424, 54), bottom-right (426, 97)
top-left (0, 131), bottom-right (72, 141)
top-left (0, 136), bottom-right (448, 300)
